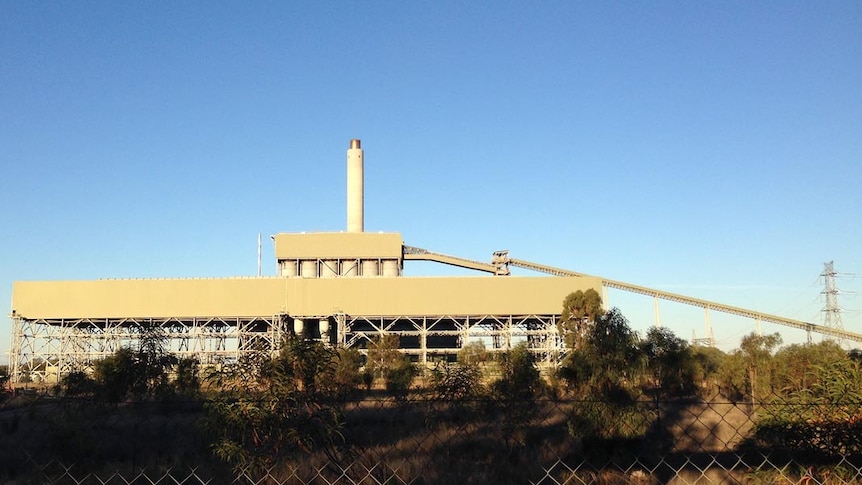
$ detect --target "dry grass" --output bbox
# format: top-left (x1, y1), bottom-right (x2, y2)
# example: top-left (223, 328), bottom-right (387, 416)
top-left (1, 393), bottom-right (858, 484)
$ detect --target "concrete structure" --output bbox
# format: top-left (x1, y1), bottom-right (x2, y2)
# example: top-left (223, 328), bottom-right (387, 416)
top-left (8, 140), bottom-right (599, 384)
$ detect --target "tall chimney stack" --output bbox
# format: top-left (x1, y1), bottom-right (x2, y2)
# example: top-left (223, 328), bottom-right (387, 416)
top-left (346, 139), bottom-right (364, 233)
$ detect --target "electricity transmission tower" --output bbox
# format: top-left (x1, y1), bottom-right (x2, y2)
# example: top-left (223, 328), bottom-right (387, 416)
top-left (821, 261), bottom-right (844, 341)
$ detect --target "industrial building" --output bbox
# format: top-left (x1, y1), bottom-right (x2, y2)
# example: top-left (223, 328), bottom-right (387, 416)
top-left (9, 140), bottom-right (599, 384)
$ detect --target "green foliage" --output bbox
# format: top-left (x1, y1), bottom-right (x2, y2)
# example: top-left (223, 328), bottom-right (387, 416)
top-left (754, 359), bottom-right (862, 456)
top-left (93, 347), bottom-right (140, 401)
top-left (90, 323), bottom-right (177, 402)
top-left (689, 345), bottom-right (726, 391)
top-left (707, 332), bottom-right (783, 402)
top-left (366, 334), bottom-right (402, 379)
top-left (204, 336), bottom-right (349, 473)
top-left (0, 365), bottom-right (9, 389)
top-left (384, 359), bottom-right (417, 396)
top-left (361, 369), bottom-right (374, 391)
top-left (716, 350), bottom-right (747, 401)
top-left (332, 347), bottom-right (364, 398)
top-left (559, 289), bottom-right (604, 349)
top-left (429, 361), bottom-right (486, 401)
top-left (568, 399), bottom-right (656, 445)
top-left (134, 322), bottom-right (176, 396)
top-left (366, 334), bottom-right (416, 394)
top-left (558, 308), bottom-right (641, 398)
top-left (266, 337), bottom-right (339, 394)
top-left (739, 332), bottom-right (782, 401)
top-left (492, 342), bottom-right (543, 400)
top-left (770, 340), bottom-right (848, 395)
top-left (457, 341), bottom-right (489, 367)
top-left (174, 357), bottom-right (200, 397)
top-left (484, 343), bottom-right (545, 454)
top-left (641, 327), bottom-right (697, 397)
top-left (60, 370), bottom-right (96, 397)
top-left (427, 341), bottom-right (490, 402)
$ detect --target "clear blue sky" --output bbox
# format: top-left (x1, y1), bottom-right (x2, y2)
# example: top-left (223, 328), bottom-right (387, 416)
top-left (2, 1), bottom-right (860, 361)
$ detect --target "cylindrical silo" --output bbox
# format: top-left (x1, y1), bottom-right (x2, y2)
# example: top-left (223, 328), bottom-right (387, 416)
top-left (300, 260), bottom-right (318, 278)
top-left (319, 319), bottom-right (330, 342)
top-left (381, 259), bottom-right (399, 277)
top-left (361, 259), bottom-right (379, 277)
top-left (280, 260), bottom-right (298, 277)
top-left (294, 318), bottom-right (305, 336)
top-left (320, 260), bottom-right (339, 278)
top-left (347, 139), bottom-right (364, 233)
top-left (341, 260), bottom-right (359, 277)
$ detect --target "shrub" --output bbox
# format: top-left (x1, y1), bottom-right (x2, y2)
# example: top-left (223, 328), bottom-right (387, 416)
top-left (753, 360), bottom-right (862, 456)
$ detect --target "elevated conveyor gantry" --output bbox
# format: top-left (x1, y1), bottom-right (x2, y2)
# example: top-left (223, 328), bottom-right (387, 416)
top-left (402, 245), bottom-right (862, 344)
top-left (403, 245), bottom-right (509, 275)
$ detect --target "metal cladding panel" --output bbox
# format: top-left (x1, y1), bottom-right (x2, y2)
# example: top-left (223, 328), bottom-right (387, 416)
top-left (11, 276), bottom-right (601, 320)
top-left (11, 278), bottom-right (287, 319)
top-left (274, 232), bottom-right (403, 260)
top-left (283, 276), bottom-right (602, 316)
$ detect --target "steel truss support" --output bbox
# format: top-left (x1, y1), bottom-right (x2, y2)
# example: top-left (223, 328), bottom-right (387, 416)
top-left (9, 315), bottom-right (284, 384)
top-left (10, 313), bottom-right (562, 384)
top-left (340, 313), bottom-right (562, 368)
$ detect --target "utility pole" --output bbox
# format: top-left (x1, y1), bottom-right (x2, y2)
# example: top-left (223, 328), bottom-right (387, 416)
top-left (257, 233), bottom-right (262, 277)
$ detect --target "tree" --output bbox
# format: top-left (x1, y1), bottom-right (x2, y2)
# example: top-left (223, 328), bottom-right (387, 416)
top-left (267, 337), bottom-right (338, 394)
top-left (174, 357), bottom-right (200, 397)
top-left (716, 350), bottom-right (747, 401)
top-left (492, 342), bottom-right (542, 401)
top-left (91, 323), bottom-right (176, 401)
top-left (457, 341), bottom-right (489, 367)
top-left (739, 332), bottom-right (782, 401)
top-left (754, 359), bottom-right (862, 456)
top-left (93, 347), bottom-right (139, 402)
top-left (425, 342), bottom-right (490, 404)
top-left (689, 345), bottom-right (726, 394)
top-left (770, 341), bottom-right (848, 396)
top-left (559, 308), bottom-right (641, 399)
top-left (490, 342), bottom-right (545, 453)
top-left (60, 370), bottom-right (96, 397)
top-left (366, 334), bottom-right (416, 394)
top-left (134, 321), bottom-right (175, 397)
top-left (641, 327), bottom-right (696, 397)
top-left (559, 289), bottom-right (604, 350)
top-left (385, 358), bottom-right (417, 396)
top-left (204, 335), bottom-right (348, 473)
top-left (332, 347), bottom-right (364, 398)
top-left (559, 310), bottom-right (654, 454)
top-left (366, 334), bottom-right (402, 380)
top-left (430, 361), bottom-right (486, 401)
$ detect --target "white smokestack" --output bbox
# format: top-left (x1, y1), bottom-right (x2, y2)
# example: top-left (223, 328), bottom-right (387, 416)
top-left (346, 139), bottom-right (364, 233)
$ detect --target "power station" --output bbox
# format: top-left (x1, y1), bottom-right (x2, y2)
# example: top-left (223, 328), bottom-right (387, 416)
top-left (8, 140), bottom-right (862, 384)
top-left (8, 140), bottom-right (599, 384)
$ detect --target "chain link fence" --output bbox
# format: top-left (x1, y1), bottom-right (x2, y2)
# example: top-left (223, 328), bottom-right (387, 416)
top-left (2, 389), bottom-right (860, 484)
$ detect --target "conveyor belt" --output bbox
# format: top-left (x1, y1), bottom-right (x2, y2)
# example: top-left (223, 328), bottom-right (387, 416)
top-left (401, 244), bottom-right (862, 344)
top-left (402, 245), bottom-right (507, 275)
top-left (506, 257), bottom-right (862, 344)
